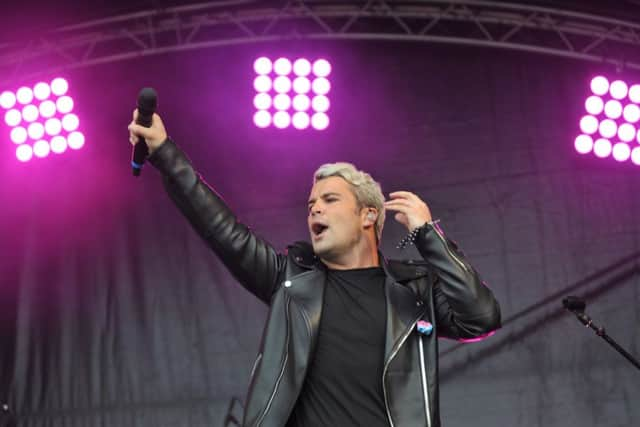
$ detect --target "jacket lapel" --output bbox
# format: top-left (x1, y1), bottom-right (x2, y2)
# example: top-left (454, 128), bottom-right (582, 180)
top-left (283, 268), bottom-right (326, 355)
top-left (383, 276), bottom-right (426, 362)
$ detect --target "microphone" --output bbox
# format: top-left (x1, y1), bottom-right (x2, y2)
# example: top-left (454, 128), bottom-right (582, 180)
top-left (131, 87), bottom-right (158, 176)
top-left (562, 296), bottom-right (586, 312)
top-left (562, 296), bottom-right (591, 326)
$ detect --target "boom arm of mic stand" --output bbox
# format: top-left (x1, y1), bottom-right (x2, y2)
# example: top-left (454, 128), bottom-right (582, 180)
top-left (569, 310), bottom-right (640, 371)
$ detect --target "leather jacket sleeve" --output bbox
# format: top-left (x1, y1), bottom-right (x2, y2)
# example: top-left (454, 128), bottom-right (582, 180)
top-left (414, 222), bottom-right (501, 340)
top-left (147, 138), bottom-right (285, 304)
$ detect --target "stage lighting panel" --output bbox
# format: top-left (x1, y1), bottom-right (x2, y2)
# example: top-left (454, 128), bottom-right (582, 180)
top-left (253, 56), bottom-right (331, 130)
top-left (0, 77), bottom-right (83, 162)
top-left (575, 76), bottom-right (640, 166)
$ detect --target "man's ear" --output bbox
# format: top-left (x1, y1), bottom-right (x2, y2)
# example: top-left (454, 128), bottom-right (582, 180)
top-left (364, 208), bottom-right (378, 226)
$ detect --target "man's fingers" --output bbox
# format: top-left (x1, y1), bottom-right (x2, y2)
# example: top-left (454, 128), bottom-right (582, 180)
top-left (128, 123), bottom-right (153, 140)
top-left (384, 200), bottom-right (411, 211)
top-left (388, 191), bottom-right (418, 201)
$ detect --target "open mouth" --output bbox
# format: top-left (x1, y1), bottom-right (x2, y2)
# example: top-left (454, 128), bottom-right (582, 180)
top-left (311, 223), bottom-right (329, 237)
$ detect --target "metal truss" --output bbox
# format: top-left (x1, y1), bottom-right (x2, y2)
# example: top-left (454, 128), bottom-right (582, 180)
top-left (2, 0), bottom-right (640, 86)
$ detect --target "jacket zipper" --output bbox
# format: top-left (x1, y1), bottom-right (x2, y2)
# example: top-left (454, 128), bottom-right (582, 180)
top-left (382, 312), bottom-right (425, 427)
top-left (250, 353), bottom-right (263, 380)
top-left (418, 336), bottom-right (432, 427)
top-left (432, 225), bottom-right (469, 273)
top-left (254, 296), bottom-right (291, 427)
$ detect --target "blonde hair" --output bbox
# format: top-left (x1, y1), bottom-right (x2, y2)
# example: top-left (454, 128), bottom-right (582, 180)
top-left (313, 162), bottom-right (385, 241)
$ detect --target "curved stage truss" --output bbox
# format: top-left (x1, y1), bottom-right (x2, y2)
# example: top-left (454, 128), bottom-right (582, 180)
top-left (1, 0), bottom-right (640, 85)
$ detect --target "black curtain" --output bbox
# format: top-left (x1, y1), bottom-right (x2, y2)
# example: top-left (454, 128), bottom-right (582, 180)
top-left (1, 41), bottom-right (639, 426)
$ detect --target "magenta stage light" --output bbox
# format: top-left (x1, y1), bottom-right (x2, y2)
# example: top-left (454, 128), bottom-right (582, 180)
top-left (273, 58), bottom-right (292, 76)
top-left (253, 110), bottom-right (271, 128)
top-left (293, 59), bottom-right (311, 76)
top-left (50, 135), bottom-right (67, 153)
top-left (312, 95), bottom-right (330, 113)
top-left (311, 112), bottom-right (329, 130)
top-left (273, 111), bottom-right (291, 129)
top-left (293, 77), bottom-right (311, 94)
top-left (273, 76), bottom-right (292, 93)
top-left (22, 104), bottom-right (39, 122)
top-left (28, 122), bottom-right (45, 140)
top-left (61, 113), bottom-right (79, 132)
top-left (593, 138), bottom-right (612, 158)
top-left (33, 82), bottom-right (51, 100)
top-left (253, 93), bottom-right (272, 110)
top-left (293, 94), bottom-right (311, 111)
top-left (604, 100), bottom-right (622, 119)
top-left (585, 96), bottom-right (604, 115)
top-left (67, 131), bottom-right (84, 150)
top-left (39, 100), bottom-right (56, 118)
top-left (629, 84), bottom-right (640, 103)
top-left (623, 104), bottom-right (640, 123)
top-left (56, 96), bottom-right (74, 114)
top-left (33, 139), bottom-right (50, 158)
top-left (590, 76), bottom-right (609, 96)
top-left (617, 123), bottom-right (636, 142)
top-left (50, 78), bottom-right (68, 96)
top-left (10, 126), bottom-right (27, 144)
top-left (292, 112), bottom-right (310, 129)
top-left (253, 75), bottom-right (272, 93)
top-left (574, 134), bottom-right (594, 154)
top-left (609, 80), bottom-right (628, 100)
top-left (312, 59), bottom-right (331, 77)
top-left (579, 115), bottom-right (598, 134)
top-left (254, 57), bottom-right (272, 75)
top-left (16, 87), bottom-right (33, 104)
top-left (273, 93), bottom-right (291, 111)
top-left (253, 56), bottom-right (331, 130)
top-left (45, 118), bottom-right (62, 136)
top-left (2, 76), bottom-right (82, 161)
top-left (16, 144), bottom-right (33, 162)
top-left (0, 91), bottom-right (16, 109)
top-left (598, 119), bottom-right (617, 139)
top-left (612, 142), bottom-right (631, 161)
top-left (632, 147), bottom-right (640, 165)
top-left (311, 78), bottom-right (330, 95)
top-left (5, 109), bottom-right (21, 126)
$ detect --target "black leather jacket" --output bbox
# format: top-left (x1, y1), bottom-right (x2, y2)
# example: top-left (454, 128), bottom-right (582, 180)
top-left (149, 139), bottom-right (501, 427)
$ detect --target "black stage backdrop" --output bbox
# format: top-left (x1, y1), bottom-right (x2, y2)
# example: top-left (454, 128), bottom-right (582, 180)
top-left (0, 41), bottom-right (638, 427)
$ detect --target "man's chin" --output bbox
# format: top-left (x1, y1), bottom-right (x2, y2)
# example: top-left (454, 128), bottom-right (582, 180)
top-left (311, 240), bottom-right (333, 257)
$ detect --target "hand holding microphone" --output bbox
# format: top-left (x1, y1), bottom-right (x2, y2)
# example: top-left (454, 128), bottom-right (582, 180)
top-left (128, 88), bottom-right (167, 175)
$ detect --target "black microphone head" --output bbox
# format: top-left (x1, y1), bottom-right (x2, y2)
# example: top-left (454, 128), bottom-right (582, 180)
top-left (562, 296), bottom-right (586, 312)
top-left (137, 87), bottom-right (158, 114)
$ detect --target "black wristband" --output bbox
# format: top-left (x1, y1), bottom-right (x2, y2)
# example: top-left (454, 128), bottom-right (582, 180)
top-left (396, 219), bottom-right (440, 250)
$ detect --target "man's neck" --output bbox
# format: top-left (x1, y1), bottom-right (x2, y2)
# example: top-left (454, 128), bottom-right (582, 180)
top-left (320, 242), bottom-right (380, 270)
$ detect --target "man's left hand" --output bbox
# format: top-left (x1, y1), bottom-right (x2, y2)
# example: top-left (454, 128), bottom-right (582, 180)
top-left (384, 191), bottom-right (432, 231)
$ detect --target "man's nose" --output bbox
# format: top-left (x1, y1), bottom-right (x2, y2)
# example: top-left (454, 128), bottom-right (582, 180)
top-left (310, 203), bottom-right (323, 215)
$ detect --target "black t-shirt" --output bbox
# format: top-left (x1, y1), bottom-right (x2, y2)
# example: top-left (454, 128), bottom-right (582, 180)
top-left (287, 267), bottom-right (389, 427)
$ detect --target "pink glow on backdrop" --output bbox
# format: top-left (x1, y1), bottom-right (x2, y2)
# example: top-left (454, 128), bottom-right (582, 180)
top-left (1, 77), bottom-right (83, 162)
top-left (576, 76), bottom-right (640, 166)
top-left (252, 56), bottom-right (331, 130)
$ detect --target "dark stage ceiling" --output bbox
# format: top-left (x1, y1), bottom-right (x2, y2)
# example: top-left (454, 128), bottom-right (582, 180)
top-left (2, 0), bottom-right (640, 43)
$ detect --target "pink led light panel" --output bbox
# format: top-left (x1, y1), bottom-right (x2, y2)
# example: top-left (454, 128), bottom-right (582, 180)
top-left (1, 78), bottom-right (83, 162)
top-left (576, 76), bottom-right (640, 166)
top-left (252, 56), bottom-right (331, 130)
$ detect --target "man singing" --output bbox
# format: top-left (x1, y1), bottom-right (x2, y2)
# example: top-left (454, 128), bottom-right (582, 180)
top-left (128, 111), bottom-right (500, 427)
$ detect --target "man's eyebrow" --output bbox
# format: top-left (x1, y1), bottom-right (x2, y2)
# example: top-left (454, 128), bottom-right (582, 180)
top-left (307, 192), bottom-right (341, 204)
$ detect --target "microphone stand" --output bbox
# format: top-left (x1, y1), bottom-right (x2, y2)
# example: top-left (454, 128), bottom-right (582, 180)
top-left (563, 296), bottom-right (640, 371)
